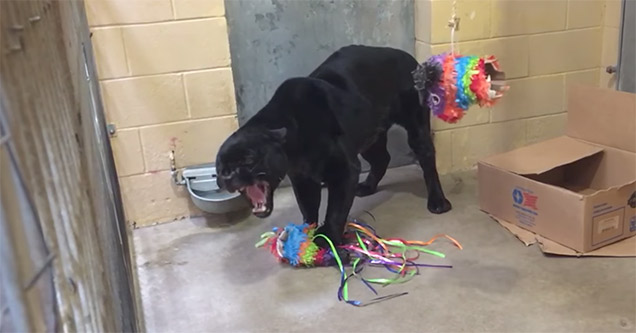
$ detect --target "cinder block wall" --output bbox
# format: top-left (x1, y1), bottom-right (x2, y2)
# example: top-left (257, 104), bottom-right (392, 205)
top-left (85, 0), bottom-right (238, 227)
top-left (87, 0), bottom-right (622, 227)
top-left (415, 0), bottom-right (622, 173)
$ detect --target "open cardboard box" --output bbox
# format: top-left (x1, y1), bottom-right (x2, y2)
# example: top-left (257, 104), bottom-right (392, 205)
top-left (478, 85), bottom-right (636, 257)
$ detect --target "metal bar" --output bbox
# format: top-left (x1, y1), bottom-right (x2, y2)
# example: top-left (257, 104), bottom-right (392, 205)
top-left (616, 0), bottom-right (635, 93)
top-left (0, 200), bottom-right (32, 333)
top-left (23, 253), bottom-right (55, 291)
top-left (0, 1), bottom-right (138, 331)
top-left (0, 97), bottom-right (32, 332)
top-left (0, 79), bottom-right (57, 332)
top-left (615, 0), bottom-right (626, 90)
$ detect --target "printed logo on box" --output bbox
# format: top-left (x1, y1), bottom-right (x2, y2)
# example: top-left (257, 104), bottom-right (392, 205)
top-left (630, 216), bottom-right (636, 233)
top-left (512, 188), bottom-right (538, 210)
top-left (512, 187), bottom-right (538, 227)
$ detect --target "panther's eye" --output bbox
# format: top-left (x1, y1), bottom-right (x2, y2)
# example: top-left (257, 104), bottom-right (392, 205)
top-left (244, 156), bottom-right (254, 165)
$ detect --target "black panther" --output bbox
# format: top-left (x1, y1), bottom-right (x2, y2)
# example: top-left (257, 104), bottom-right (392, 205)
top-left (216, 45), bottom-right (451, 247)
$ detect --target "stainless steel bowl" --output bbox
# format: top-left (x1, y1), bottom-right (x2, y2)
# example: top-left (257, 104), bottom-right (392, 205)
top-left (182, 163), bottom-right (248, 214)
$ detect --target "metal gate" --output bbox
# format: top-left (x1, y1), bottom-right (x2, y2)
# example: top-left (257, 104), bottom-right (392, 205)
top-left (617, 0), bottom-right (635, 93)
top-left (226, 0), bottom-right (417, 168)
top-left (0, 1), bottom-right (139, 331)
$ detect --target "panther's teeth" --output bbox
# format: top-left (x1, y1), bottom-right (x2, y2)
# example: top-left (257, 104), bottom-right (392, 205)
top-left (252, 204), bottom-right (267, 213)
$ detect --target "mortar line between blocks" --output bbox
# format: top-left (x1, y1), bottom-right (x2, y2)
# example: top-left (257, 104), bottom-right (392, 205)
top-left (564, 0), bottom-right (570, 31)
top-left (523, 116), bottom-right (529, 145)
top-left (119, 28), bottom-right (132, 76)
top-left (169, 0), bottom-right (177, 20)
top-left (448, 127), bottom-right (454, 171)
top-left (119, 170), bottom-right (148, 179)
top-left (437, 113), bottom-right (565, 134)
top-left (89, 16), bottom-right (226, 29)
top-left (511, 69), bottom-right (599, 82)
top-left (100, 66), bottom-right (231, 83)
top-left (490, 112), bottom-right (567, 125)
top-left (120, 115), bottom-right (237, 131)
top-left (123, 168), bottom-right (173, 178)
top-left (181, 73), bottom-right (192, 118)
top-left (433, 119), bottom-right (490, 132)
top-left (137, 129), bottom-right (147, 174)
top-left (562, 69), bottom-right (568, 109)
top-left (488, 0), bottom-right (495, 39)
top-left (427, 26), bottom-right (602, 46)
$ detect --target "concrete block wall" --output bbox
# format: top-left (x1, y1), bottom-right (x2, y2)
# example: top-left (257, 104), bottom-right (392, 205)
top-left (415, 0), bottom-right (622, 173)
top-left (86, 0), bottom-right (623, 227)
top-left (85, 0), bottom-right (238, 227)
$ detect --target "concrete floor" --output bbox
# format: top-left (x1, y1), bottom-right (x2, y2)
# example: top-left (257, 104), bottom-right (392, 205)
top-left (134, 166), bottom-right (636, 332)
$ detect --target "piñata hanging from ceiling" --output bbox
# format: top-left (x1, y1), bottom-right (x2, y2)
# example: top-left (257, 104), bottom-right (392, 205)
top-left (412, 53), bottom-right (509, 124)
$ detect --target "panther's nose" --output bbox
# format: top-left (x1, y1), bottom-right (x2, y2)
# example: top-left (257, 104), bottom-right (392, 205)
top-left (216, 175), bottom-right (226, 189)
top-left (218, 176), bottom-right (233, 191)
top-left (218, 174), bottom-right (240, 192)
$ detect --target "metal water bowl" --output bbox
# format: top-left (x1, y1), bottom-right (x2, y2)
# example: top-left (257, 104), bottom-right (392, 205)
top-left (180, 163), bottom-right (248, 214)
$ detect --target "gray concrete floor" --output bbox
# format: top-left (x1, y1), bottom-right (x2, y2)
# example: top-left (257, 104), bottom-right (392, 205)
top-left (133, 166), bottom-right (636, 332)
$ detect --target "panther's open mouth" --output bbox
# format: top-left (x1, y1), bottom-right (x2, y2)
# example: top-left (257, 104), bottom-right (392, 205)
top-left (240, 181), bottom-right (271, 216)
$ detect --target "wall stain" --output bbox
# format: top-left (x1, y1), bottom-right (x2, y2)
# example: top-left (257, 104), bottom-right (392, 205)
top-left (227, 0), bottom-right (415, 168)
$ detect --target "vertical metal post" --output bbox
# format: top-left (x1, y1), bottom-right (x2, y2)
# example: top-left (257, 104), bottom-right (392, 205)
top-left (616, 0), bottom-right (635, 93)
top-left (0, 193), bottom-right (32, 333)
top-left (0, 85), bottom-right (55, 333)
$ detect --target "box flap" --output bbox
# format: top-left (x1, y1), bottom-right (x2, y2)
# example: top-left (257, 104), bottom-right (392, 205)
top-left (491, 216), bottom-right (636, 257)
top-left (481, 136), bottom-right (603, 175)
top-left (567, 85), bottom-right (636, 153)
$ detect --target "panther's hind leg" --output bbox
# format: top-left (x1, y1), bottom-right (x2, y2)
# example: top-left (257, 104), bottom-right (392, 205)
top-left (356, 132), bottom-right (390, 197)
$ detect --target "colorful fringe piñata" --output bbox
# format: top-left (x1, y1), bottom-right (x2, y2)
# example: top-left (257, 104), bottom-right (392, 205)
top-left (255, 220), bottom-right (462, 306)
top-left (413, 53), bottom-right (509, 123)
top-left (255, 223), bottom-right (333, 267)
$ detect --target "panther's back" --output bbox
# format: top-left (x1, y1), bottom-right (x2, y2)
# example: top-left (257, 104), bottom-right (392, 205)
top-left (309, 45), bottom-right (419, 106)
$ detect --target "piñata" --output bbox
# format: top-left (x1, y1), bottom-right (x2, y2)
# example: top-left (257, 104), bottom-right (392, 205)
top-left (255, 220), bottom-right (462, 306)
top-left (412, 53), bottom-right (509, 123)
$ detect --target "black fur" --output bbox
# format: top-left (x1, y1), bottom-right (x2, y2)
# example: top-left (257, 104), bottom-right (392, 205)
top-left (216, 45), bottom-right (451, 246)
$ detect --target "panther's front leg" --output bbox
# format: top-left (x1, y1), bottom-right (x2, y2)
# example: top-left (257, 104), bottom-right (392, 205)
top-left (289, 173), bottom-right (321, 224)
top-left (315, 159), bottom-right (360, 247)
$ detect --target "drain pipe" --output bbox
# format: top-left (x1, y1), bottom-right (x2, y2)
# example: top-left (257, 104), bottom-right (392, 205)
top-left (170, 150), bottom-right (185, 186)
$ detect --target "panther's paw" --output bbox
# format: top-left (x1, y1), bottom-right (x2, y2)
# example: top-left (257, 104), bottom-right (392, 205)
top-left (355, 182), bottom-right (377, 197)
top-left (427, 197), bottom-right (452, 214)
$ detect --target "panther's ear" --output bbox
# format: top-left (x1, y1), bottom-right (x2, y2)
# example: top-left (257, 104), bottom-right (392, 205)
top-left (268, 127), bottom-right (287, 142)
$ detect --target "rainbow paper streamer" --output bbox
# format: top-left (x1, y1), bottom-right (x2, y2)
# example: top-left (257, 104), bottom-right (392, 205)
top-left (419, 53), bottom-right (508, 123)
top-left (255, 222), bottom-right (333, 267)
top-left (255, 220), bottom-right (462, 306)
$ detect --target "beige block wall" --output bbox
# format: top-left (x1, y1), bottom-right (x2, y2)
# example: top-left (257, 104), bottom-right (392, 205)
top-left (415, 0), bottom-right (622, 173)
top-left (88, 0), bottom-right (623, 227)
top-left (86, 0), bottom-right (238, 227)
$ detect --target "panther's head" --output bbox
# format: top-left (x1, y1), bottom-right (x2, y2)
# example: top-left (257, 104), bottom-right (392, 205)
top-left (215, 127), bottom-right (288, 218)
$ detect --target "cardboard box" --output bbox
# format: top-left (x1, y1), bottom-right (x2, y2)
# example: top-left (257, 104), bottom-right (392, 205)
top-left (478, 85), bottom-right (636, 256)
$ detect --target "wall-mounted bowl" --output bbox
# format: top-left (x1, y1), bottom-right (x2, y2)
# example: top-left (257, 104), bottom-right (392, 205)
top-left (182, 163), bottom-right (248, 214)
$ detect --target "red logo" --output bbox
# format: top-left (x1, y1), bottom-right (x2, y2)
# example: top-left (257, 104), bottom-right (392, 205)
top-left (522, 192), bottom-right (538, 210)
top-left (513, 188), bottom-right (538, 210)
